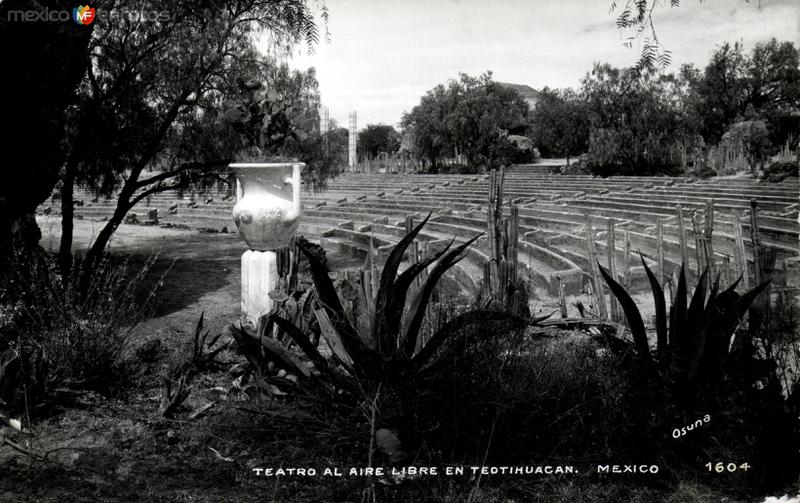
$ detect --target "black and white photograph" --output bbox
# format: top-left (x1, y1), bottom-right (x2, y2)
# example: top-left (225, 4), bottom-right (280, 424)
top-left (0, 0), bottom-right (798, 501)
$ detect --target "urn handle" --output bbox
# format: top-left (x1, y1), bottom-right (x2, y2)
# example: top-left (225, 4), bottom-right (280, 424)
top-left (283, 163), bottom-right (303, 219)
top-left (236, 178), bottom-right (243, 203)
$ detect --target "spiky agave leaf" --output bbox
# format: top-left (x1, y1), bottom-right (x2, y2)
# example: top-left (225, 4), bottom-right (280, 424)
top-left (728, 280), bottom-right (771, 354)
top-left (598, 262), bottom-right (650, 362)
top-left (686, 279), bottom-right (770, 391)
top-left (411, 310), bottom-right (526, 370)
top-left (191, 311), bottom-right (209, 361)
top-left (381, 241), bottom-right (453, 354)
top-left (229, 324), bottom-right (267, 379)
top-left (400, 233), bottom-right (483, 358)
top-left (373, 213), bottom-right (433, 353)
top-left (313, 308), bottom-right (356, 371)
top-left (669, 264), bottom-right (688, 352)
top-left (699, 279), bottom-right (744, 375)
top-left (296, 239), bottom-right (363, 355)
top-left (269, 314), bottom-right (355, 392)
top-left (640, 256), bottom-right (667, 357)
top-left (253, 316), bottom-right (313, 378)
top-left (680, 268), bottom-right (710, 384)
top-left (707, 273), bottom-right (721, 308)
top-left (270, 314), bottom-right (326, 367)
top-left (686, 268), bottom-right (708, 331)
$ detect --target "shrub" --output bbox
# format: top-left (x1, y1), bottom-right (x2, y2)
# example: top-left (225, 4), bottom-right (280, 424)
top-left (598, 258), bottom-right (800, 491)
top-left (0, 251), bottom-right (161, 417)
top-left (765, 160), bottom-right (799, 182)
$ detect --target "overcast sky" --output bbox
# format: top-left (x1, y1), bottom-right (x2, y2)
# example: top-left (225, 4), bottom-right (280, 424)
top-left (275, 0), bottom-right (798, 130)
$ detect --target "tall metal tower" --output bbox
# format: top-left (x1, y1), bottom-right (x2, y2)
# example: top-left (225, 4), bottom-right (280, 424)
top-left (348, 111), bottom-right (357, 172)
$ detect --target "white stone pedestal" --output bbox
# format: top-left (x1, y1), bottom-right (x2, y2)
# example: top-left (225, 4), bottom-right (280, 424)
top-left (241, 249), bottom-right (278, 328)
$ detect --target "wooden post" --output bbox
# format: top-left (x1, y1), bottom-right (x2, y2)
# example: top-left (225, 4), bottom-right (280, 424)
top-left (488, 169), bottom-right (497, 264)
top-left (676, 205), bottom-right (688, 268)
top-left (495, 167), bottom-right (505, 265)
top-left (669, 269), bottom-right (678, 304)
top-left (607, 219), bottom-right (619, 321)
top-left (721, 255), bottom-right (731, 288)
top-left (509, 204), bottom-right (519, 286)
top-left (623, 230), bottom-right (632, 290)
top-left (732, 212), bottom-right (750, 289)
top-left (419, 240), bottom-right (428, 276)
top-left (704, 200), bottom-right (716, 279)
top-left (749, 200), bottom-right (763, 286)
top-left (482, 260), bottom-right (492, 301)
top-left (584, 213), bottom-right (608, 319)
top-left (656, 218), bottom-right (665, 285)
top-left (691, 211), bottom-right (705, 273)
top-left (558, 276), bottom-right (568, 318)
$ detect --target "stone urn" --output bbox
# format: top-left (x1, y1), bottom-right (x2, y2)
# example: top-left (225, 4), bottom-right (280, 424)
top-left (230, 162), bottom-right (304, 251)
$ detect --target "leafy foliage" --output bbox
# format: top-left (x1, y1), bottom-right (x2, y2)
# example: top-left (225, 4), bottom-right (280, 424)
top-left (581, 64), bottom-right (688, 176)
top-left (357, 124), bottom-right (401, 159)
top-left (0, 250), bottom-right (161, 419)
top-left (598, 257), bottom-right (771, 404)
top-left (401, 72), bottom-right (532, 171)
top-left (690, 39), bottom-right (800, 145)
top-left (530, 88), bottom-right (589, 163)
top-left (60, 0), bottom-right (328, 263)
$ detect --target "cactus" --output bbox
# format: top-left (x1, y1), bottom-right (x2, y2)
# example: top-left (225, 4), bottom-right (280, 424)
top-left (485, 168), bottom-right (526, 314)
top-left (273, 238), bottom-right (301, 294)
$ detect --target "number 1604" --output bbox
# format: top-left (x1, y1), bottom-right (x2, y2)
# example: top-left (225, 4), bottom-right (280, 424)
top-left (705, 463), bottom-right (750, 473)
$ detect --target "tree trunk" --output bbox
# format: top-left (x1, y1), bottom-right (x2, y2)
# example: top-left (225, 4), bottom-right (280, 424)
top-left (0, 205), bottom-right (42, 279)
top-left (85, 197), bottom-right (132, 265)
top-left (83, 176), bottom-right (138, 268)
top-left (58, 166), bottom-right (76, 276)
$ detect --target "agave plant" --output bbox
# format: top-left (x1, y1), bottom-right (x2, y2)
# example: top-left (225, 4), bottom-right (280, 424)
top-left (232, 214), bottom-right (546, 397)
top-left (598, 256), bottom-right (771, 403)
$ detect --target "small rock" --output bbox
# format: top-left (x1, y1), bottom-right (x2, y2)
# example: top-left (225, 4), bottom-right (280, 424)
top-left (375, 429), bottom-right (408, 463)
top-left (277, 369), bottom-right (287, 378)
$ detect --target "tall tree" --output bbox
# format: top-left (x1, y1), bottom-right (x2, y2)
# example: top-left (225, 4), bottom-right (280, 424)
top-left (401, 84), bottom-right (452, 171)
top-left (691, 39), bottom-right (800, 145)
top-left (530, 88), bottom-right (589, 165)
top-left (581, 63), bottom-right (684, 176)
top-left (358, 124), bottom-right (400, 159)
top-left (402, 72), bottom-right (531, 172)
top-left (58, 0), bottom-right (326, 268)
top-left (0, 0), bottom-right (93, 273)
